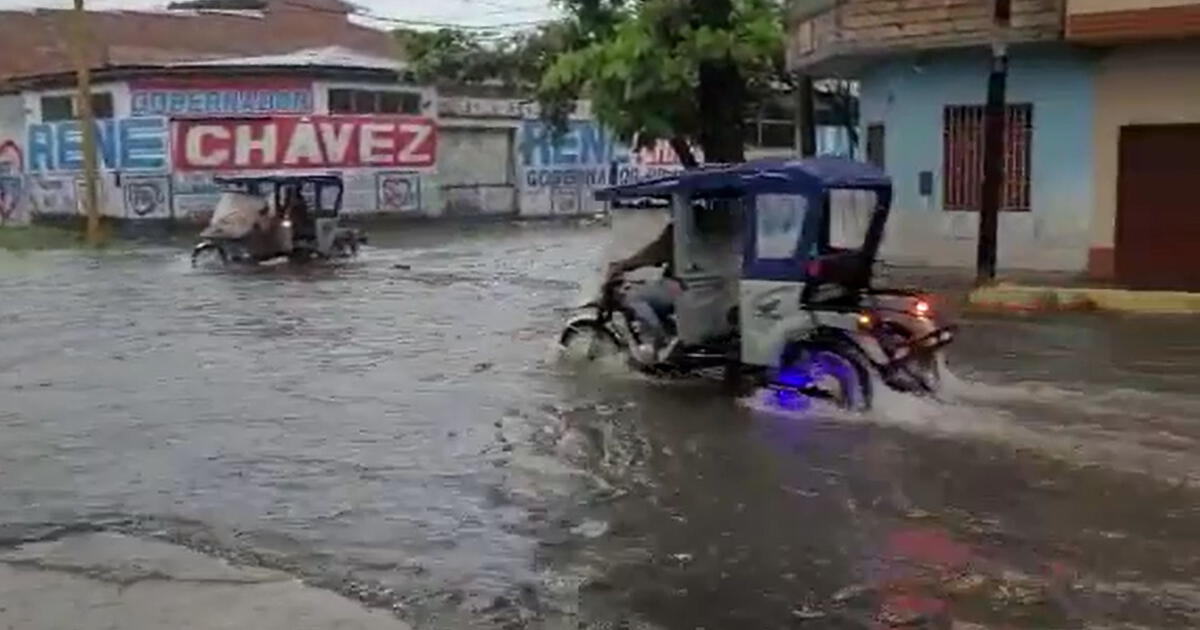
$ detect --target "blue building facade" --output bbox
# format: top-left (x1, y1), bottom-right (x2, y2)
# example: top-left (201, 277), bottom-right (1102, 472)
top-left (858, 44), bottom-right (1098, 271)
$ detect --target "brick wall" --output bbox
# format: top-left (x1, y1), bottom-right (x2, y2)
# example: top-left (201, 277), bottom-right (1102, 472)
top-left (789, 0), bottom-right (1065, 71)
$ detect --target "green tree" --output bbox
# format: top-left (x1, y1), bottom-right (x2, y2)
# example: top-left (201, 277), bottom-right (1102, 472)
top-left (396, 25), bottom-right (571, 91)
top-left (539, 0), bottom-right (787, 167)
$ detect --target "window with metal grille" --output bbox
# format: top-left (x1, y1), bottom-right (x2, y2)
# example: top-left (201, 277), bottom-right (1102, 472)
top-left (328, 88), bottom-right (422, 115)
top-left (942, 104), bottom-right (1032, 212)
top-left (40, 93), bottom-right (113, 122)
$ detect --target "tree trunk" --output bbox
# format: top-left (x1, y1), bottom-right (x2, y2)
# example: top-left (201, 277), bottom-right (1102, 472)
top-left (795, 74), bottom-right (816, 158)
top-left (694, 0), bottom-right (745, 164)
top-left (669, 136), bottom-right (699, 169)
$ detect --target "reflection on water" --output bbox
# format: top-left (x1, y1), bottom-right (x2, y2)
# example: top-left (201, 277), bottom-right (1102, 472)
top-left (1, 224), bottom-right (1199, 629)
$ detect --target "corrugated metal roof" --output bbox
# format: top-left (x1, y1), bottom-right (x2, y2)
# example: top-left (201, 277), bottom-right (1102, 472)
top-left (171, 46), bottom-right (406, 71)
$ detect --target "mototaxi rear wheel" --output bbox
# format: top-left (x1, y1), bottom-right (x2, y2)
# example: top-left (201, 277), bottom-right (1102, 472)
top-left (775, 340), bottom-right (872, 411)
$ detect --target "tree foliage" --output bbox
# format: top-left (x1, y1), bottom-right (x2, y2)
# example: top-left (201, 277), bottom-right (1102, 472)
top-left (539, 0), bottom-right (788, 165)
top-left (396, 26), bottom-right (571, 91)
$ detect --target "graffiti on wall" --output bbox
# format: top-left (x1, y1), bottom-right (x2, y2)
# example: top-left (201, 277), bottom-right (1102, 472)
top-left (0, 140), bottom-right (24, 223)
top-left (28, 175), bottom-right (78, 216)
top-left (131, 78), bottom-right (313, 118)
top-left (171, 173), bottom-right (221, 220)
top-left (439, 96), bottom-right (538, 119)
top-left (174, 116), bottom-right (438, 171)
top-left (123, 175), bottom-right (170, 219)
top-left (519, 120), bottom-right (690, 187)
top-left (518, 120), bottom-right (690, 215)
top-left (27, 117), bottom-right (168, 173)
top-left (377, 172), bottom-right (420, 212)
top-left (520, 120), bottom-right (620, 186)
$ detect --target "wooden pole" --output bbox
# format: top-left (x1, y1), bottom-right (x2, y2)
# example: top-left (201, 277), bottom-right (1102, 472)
top-left (976, 0), bottom-right (1011, 284)
top-left (794, 74), bottom-right (817, 158)
top-left (70, 0), bottom-right (102, 245)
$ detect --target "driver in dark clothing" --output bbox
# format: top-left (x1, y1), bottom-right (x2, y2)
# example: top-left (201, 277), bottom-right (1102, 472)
top-left (607, 222), bottom-right (681, 363)
top-left (284, 187), bottom-right (316, 244)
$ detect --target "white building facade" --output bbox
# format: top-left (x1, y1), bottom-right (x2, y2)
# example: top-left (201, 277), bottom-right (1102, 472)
top-left (0, 48), bottom-right (692, 226)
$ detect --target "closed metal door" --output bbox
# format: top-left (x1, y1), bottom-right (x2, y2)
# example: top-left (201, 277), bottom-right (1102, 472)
top-left (1116, 124), bottom-right (1200, 289)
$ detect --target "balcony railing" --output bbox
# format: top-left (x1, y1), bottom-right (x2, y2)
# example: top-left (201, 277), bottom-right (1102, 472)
top-left (788, 0), bottom-right (1065, 72)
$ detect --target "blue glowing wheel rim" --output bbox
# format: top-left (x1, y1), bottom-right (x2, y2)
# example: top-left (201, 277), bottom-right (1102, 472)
top-left (773, 342), bottom-right (870, 410)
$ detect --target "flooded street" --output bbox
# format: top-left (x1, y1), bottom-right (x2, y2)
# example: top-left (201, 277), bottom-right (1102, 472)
top-left (2, 224), bottom-right (1200, 629)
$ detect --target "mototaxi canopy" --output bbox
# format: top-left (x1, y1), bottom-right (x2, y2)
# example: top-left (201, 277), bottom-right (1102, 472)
top-left (594, 157), bottom-right (891, 203)
top-left (595, 157), bottom-right (894, 287)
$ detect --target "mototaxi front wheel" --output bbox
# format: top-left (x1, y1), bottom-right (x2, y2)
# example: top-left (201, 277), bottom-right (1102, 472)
top-left (560, 321), bottom-right (622, 363)
top-left (877, 321), bottom-right (941, 394)
top-left (191, 243), bottom-right (227, 268)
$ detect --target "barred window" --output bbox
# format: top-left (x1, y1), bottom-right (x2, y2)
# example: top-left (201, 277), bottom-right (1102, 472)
top-left (328, 89), bottom-right (421, 115)
top-left (942, 104), bottom-right (1032, 212)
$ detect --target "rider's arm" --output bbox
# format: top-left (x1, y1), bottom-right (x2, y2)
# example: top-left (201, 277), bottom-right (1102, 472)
top-left (613, 226), bottom-right (673, 274)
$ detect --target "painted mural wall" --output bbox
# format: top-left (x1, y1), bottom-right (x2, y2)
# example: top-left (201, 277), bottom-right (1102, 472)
top-left (0, 94), bottom-right (29, 225)
top-left (1, 79), bottom-right (693, 223)
top-left (517, 119), bottom-right (689, 217)
top-left (858, 46), bottom-right (1097, 271)
top-left (0, 78), bottom-right (440, 223)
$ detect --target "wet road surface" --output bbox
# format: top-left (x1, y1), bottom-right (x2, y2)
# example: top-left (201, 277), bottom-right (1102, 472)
top-left (1, 224), bottom-right (1199, 629)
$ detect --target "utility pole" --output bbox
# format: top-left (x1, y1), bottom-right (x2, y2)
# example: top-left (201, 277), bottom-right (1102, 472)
top-left (794, 74), bottom-right (817, 158)
top-left (70, 0), bottom-right (102, 246)
top-left (976, 0), bottom-right (1011, 284)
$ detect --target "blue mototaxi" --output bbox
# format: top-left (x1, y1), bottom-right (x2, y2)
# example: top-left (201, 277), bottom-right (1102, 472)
top-left (562, 157), bottom-right (956, 408)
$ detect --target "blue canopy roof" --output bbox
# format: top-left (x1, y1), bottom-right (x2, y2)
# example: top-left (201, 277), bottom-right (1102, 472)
top-left (595, 157), bottom-right (890, 201)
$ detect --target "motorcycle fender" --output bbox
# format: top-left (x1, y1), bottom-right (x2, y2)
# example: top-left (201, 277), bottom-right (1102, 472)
top-left (564, 307), bottom-right (602, 328)
top-left (755, 313), bottom-right (890, 368)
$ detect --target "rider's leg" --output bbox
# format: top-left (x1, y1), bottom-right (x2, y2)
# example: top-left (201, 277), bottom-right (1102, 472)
top-left (627, 280), bottom-right (676, 349)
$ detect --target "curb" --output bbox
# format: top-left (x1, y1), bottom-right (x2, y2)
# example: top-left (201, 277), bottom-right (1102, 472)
top-left (967, 284), bottom-right (1200, 315)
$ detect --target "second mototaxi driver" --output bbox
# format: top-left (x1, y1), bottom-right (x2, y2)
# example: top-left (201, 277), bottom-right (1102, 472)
top-left (606, 219), bottom-right (682, 364)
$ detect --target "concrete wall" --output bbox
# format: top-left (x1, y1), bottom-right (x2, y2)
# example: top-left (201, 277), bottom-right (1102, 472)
top-left (859, 45), bottom-right (1098, 271)
top-left (437, 125), bottom-right (516, 217)
top-left (1089, 41), bottom-right (1200, 277)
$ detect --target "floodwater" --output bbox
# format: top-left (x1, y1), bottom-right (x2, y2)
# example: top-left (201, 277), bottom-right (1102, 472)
top-left (2, 224), bottom-right (1199, 629)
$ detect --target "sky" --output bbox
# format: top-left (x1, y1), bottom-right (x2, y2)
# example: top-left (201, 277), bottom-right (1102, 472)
top-left (0, 0), bottom-right (560, 30)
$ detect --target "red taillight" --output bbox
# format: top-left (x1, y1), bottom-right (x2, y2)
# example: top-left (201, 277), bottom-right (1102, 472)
top-left (806, 260), bottom-right (823, 277)
top-left (914, 299), bottom-right (931, 317)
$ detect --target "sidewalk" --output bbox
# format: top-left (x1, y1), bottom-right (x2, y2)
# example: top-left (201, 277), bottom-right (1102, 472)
top-left (877, 265), bottom-right (1200, 315)
top-left (968, 283), bottom-right (1200, 314)
top-left (0, 533), bottom-right (410, 630)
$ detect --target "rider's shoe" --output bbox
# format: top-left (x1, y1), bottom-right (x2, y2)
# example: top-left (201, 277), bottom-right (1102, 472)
top-left (632, 343), bottom-right (657, 364)
top-left (656, 338), bottom-right (680, 363)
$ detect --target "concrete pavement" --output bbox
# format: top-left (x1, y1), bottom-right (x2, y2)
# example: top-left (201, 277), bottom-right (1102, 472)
top-left (0, 533), bottom-right (411, 630)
